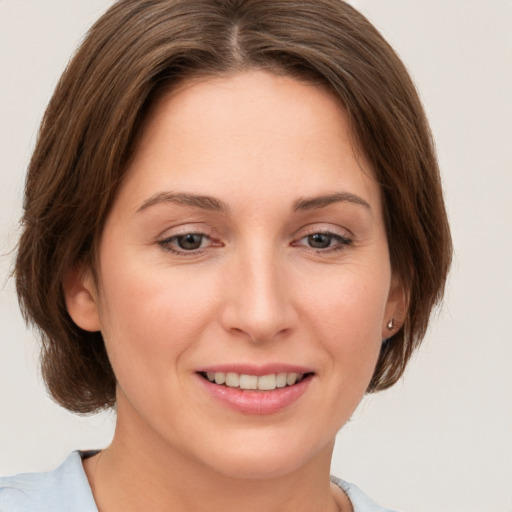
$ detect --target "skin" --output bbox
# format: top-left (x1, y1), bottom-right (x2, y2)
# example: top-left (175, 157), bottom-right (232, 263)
top-left (66, 70), bottom-right (404, 512)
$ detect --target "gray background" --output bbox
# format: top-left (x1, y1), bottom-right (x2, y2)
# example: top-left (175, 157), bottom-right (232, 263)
top-left (1, 1), bottom-right (511, 511)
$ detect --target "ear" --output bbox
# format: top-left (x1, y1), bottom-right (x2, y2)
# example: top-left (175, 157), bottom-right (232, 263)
top-left (382, 273), bottom-right (408, 339)
top-left (63, 266), bottom-right (101, 332)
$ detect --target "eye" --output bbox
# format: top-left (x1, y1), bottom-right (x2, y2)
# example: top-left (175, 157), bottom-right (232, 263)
top-left (307, 233), bottom-right (335, 249)
top-left (294, 231), bottom-right (352, 252)
top-left (175, 233), bottom-right (206, 250)
top-left (159, 233), bottom-right (212, 254)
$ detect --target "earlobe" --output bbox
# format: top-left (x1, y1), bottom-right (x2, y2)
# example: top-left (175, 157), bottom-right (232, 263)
top-left (382, 274), bottom-right (408, 339)
top-left (63, 266), bottom-right (101, 332)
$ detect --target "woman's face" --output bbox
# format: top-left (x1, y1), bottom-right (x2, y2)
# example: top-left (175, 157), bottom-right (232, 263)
top-left (69, 70), bottom-right (403, 478)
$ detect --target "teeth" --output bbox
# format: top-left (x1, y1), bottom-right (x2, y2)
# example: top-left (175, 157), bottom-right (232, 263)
top-left (257, 374), bottom-right (276, 390)
top-left (204, 372), bottom-right (307, 390)
top-left (239, 374), bottom-right (258, 389)
top-left (286, 372), bottom-right (298, 386)
top-left (276, 373), bottom-right (287, 388)
top-left (225, 372), bottom-right (239, 388)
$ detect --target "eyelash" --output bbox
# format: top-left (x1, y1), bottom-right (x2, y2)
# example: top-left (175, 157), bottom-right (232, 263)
top-left (158, 231), bottom-right (352, 256)
top-left (158, 233), bottom-right (217, 255)
top-left (294, 231), bottom-right (353, 253)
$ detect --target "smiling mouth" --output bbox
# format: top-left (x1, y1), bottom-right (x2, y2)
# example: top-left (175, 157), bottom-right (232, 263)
top-left (199, 371), bottom-right (314, 391)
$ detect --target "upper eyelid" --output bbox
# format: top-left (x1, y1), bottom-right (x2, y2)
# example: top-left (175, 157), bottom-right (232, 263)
top-left (298, 231), bottom-right (350, 240)
top-left (156, 222), bottom-right (216, 238)
top-left (155, 221), bottom-right (353, 242)
top-left (293, 232), bottom-right (352, 245)
top-left (292, 223), bottom-right (353, 239)
top-left (159, 232), bottom-right (214, 245)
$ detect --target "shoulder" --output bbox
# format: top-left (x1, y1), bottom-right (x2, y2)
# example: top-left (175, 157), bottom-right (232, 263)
top-left (0, 452), bottom-right (98, 512)
top-left (331, 476), bottom-right (403, 512)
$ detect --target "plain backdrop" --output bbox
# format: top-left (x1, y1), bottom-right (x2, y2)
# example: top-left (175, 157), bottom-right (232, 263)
top-left (1, 1), bottom-right (511, 511)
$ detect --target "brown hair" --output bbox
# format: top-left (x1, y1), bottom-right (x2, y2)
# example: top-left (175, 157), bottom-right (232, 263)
top-left (15, 0), bottom-right (452, 413)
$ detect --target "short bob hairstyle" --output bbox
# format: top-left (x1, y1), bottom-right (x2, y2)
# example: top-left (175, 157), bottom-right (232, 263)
top-left (16, 0), bottom-right (451, 414)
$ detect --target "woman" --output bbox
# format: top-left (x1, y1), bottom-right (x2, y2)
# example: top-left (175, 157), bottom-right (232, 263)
top-left (1, 0), bottom-right (451, 511)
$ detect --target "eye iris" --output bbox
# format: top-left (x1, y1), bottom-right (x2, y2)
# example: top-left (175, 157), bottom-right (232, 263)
top-left (308, 233), bottom-right (332, 248)
top-left (177, 234), bottom-right (203, 250)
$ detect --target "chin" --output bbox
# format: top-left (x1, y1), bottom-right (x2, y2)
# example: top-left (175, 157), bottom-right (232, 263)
top-left (208, 452), bottom-right (310, 481)
top-left (192, 430), bottom-right (334, 481)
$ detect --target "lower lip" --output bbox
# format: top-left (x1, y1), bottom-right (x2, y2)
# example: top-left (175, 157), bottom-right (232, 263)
top-left (197, 375), bottom-right (312, 415)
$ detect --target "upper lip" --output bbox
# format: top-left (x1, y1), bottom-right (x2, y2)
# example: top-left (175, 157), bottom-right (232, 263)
top-left (196, 363), bottom-right (315, 376)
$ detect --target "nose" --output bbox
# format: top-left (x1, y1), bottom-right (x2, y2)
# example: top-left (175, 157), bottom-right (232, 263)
top-left (220, 248), bottom-right (297, 343)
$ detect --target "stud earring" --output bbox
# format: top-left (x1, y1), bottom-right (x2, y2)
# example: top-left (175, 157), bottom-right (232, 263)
top-left (387, 318), bottom-right (394, 330)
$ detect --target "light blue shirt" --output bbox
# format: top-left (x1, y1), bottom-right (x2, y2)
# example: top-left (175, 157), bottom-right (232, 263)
top-left (0, 452), bottom-right (400, 511)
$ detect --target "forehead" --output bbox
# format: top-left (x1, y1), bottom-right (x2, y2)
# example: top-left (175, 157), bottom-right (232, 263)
top-left (116, 70), bottom-right (380, 215)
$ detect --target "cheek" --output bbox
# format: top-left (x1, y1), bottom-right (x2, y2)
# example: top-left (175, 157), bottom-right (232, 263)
top-left (96, 258), bottom-right (221, 378)
top-left (300, 267), bottom-right (388, 372)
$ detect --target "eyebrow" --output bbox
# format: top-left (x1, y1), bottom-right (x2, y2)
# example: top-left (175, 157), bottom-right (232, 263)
top-left (136, 192), bottom-right (229, 214)
top-left (136, 190), bottom-right (370, 215)
top-left (292, 192), bottom-right (371, 212)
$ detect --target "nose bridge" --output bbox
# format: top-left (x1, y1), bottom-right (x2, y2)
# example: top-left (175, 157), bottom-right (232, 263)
top-left (222, 241), bottom-right (295, 342)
